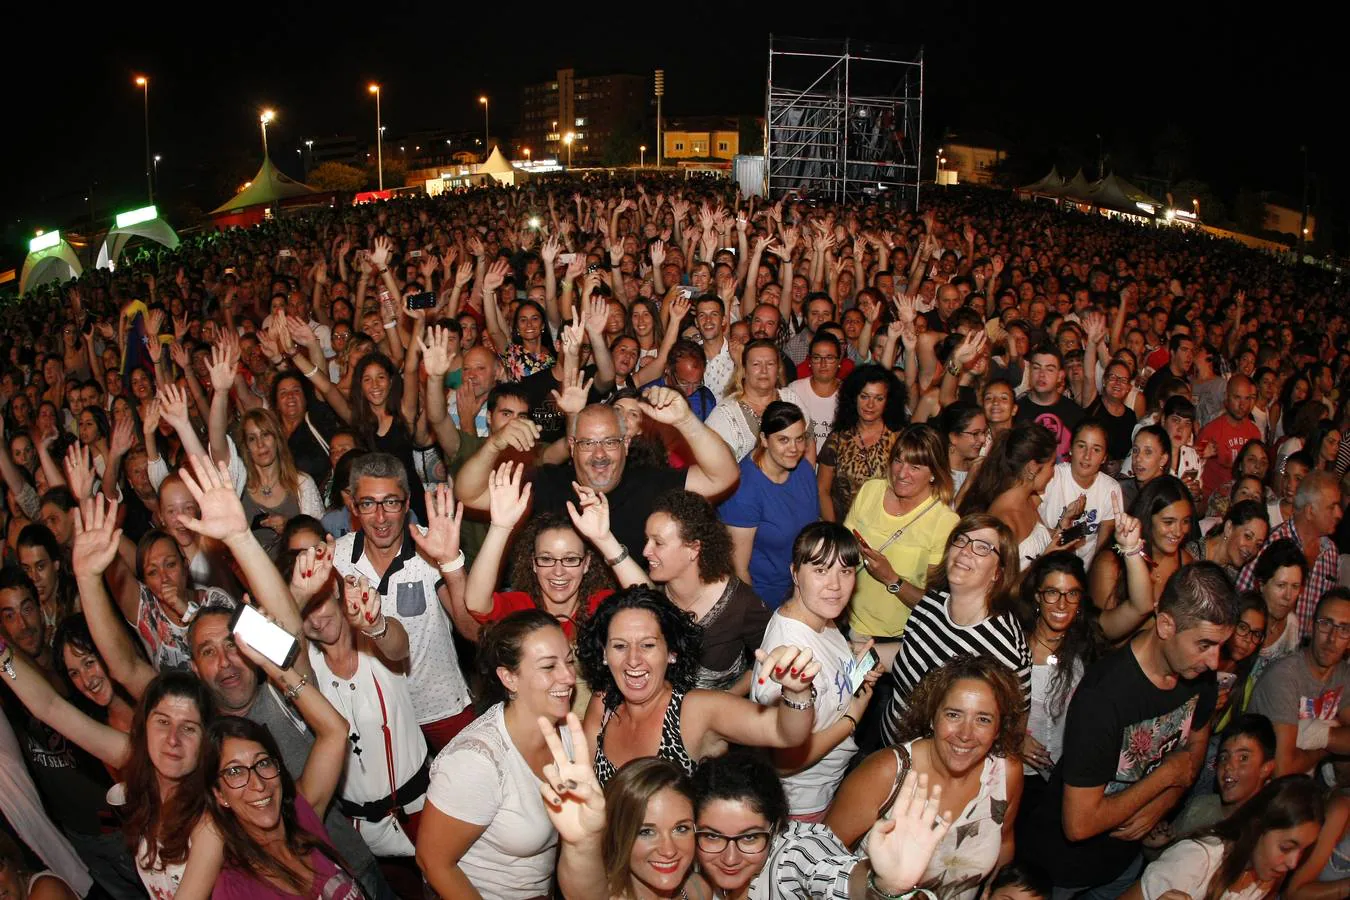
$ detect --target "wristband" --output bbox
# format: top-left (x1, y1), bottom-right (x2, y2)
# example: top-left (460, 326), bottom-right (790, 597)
top-left (361, 615), bottom-right (390, 641)
top-left (866, 872), bottom-right (928, 900)
top-left (842, 713), bottom-right (858, 733)
top-left (1115, 542), bottom-right (1146, 558)
top-left (439, 551), bottom-right (466, 574)
top-left (0, 638), bottom-right (15, 681)
top-left (302, 364), bottom-right (319, 379)
top-left (781, 684), bottom-right (816, 711)
top-left (605, 544), bottom-right (630, 567)
top-left (946, 357), bottom-right (962, 378)
top-left (382, 321), bottom-right (397, 330)
top-left (284, 674), bottom-right (309, 701)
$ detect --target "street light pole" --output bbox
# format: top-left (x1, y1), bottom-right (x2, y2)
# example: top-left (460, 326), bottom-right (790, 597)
top-left (369, 84), bottom-right (384, 191)
top-left (479, 96), bottom-right (489, 159)
top-left (153, 155), bottom-right (161, 195)
top-left (260, 109), bottom-right (275, 157)
top-left (640, 145), bottom-right (646, 168)
top-left (654, 69), bottom-right (664, 169)
top-left (564, 132), bottom-right (574, 168)
top-left (135, 75), bottom-right (152, 203)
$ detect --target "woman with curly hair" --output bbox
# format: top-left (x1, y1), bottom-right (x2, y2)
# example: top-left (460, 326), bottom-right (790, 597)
top-left (569, 485), bottom-right (770, 694)
top-left (817, 364), bottom-right (908, 522)
top-left (575, 585), bottom-right (821, 786)
top-left (827, 655), bottom-right (1025, 900)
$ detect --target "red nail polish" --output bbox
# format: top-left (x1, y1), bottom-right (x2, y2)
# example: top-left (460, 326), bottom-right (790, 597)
top-left (790, 668), bottom-right (798, 676)
top-left (758, 677), bottom-right (766, 685)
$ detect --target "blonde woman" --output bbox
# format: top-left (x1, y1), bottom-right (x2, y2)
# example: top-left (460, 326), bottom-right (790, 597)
top-left (211, 406), bottom-right (323, 552)
top-left (706, 339), bottom-right (813, 463)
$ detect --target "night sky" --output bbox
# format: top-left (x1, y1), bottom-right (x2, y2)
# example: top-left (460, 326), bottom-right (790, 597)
top-left (1, 1), bottom-right (1340, 268)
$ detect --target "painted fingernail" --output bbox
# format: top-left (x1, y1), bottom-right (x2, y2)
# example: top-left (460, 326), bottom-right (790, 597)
top-left (789, 668), bottom-right (798, 676)
top-left (758, 677), bottom-right (766, 685)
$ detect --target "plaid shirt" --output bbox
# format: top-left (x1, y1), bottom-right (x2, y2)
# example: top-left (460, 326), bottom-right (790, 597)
top-left (1237, 518), bottom-right (1340, 636)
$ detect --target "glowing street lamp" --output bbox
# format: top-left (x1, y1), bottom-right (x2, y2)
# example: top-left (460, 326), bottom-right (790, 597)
top-left (564, 132), bottom-right (575, 168)
top-left (153, 154), bottom-right (161, 191)
top-left (368, 83), bottom-right (384, 190)
top-left (479, 95), bottom-right (490, 160)
top-left (639, 144), bottom-right (646, 168)
top-left (260, 108), bottom-right (276, 156)
top-left (134, 75), bottom-right (152, 203)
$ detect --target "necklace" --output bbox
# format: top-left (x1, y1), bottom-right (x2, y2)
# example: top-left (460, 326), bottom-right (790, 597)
top-left (1034, 632), bottom-right (1065, 666)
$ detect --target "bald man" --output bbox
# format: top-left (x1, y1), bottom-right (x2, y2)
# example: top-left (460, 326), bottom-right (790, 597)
top-left (1197, 374), bottom-right (1261, 495)
top-left (448, 345), bottom-right (503, 437)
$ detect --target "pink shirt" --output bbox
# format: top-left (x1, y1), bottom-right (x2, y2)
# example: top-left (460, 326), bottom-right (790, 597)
top-left (211, 797), bottom-right (362, 900)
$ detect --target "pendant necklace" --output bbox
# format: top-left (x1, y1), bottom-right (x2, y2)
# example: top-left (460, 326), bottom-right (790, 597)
top-left (1035, 633), bottom-right (1065, 666)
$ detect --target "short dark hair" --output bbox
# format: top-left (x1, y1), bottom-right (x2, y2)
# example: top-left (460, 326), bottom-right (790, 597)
top-left (760, 400), bottom-right (805, 438)
top-left (1220, 713), bottom-right (1277, 761)
top-left (1314, 586), bottom-right (1350, 621)
top-left (1026, 344), bottom-right (1063, 366)
top-left (487, 382), bottom-right (530, 413)
top-left (1252, 538), bottom-right (1308, 584)
top-left (1159, 561), bottom-right (1237, 632)
top-left (0, 566), bottom-right (38, 606)
top-left (690, 750), bottom-right (789, 835)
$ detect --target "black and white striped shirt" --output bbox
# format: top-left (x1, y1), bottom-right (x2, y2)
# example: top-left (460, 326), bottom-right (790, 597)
top-left (880, 589), bottom-right (1032, 745)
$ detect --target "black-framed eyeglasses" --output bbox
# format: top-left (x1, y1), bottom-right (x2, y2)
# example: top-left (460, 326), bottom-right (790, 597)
top-left (218, 756), bottom-right (281, 789)
top-left (534, 555), bottom-right (586, 568)
top-left (1315, 618), bottom-right (1350, 639)
top-left (1233, 621), bottom-right (1266, 642)
top-left (695, 829), bottom-right (773, 854)
top-left (959, 428), bottom-right (990, 439)
top-left (356, 497), bottom-right (407, 514)
top-left (952, 533), bottom-right (999, 559)
top-left (1037, 588), bottom-right (1082, 608)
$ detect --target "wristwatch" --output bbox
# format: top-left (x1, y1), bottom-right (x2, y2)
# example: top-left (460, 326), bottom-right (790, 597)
top-left (886, 579), bottom-right (903, 595)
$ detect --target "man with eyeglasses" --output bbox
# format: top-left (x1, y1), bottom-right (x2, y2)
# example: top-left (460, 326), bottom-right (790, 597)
top-left (1196, 375), bottom-right (1260, 496)
top-left (1022, 562), bottom-right (1234, 899)
top-left (454, 388), bottom-right (738, 557)
top-left (333, 452), bottom-right (474, 754)
top-left (1249, 587), bottom-right (1350, 778)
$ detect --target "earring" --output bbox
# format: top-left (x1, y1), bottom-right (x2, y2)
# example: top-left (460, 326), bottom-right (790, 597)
top-left (222, 802), bottom-right (230, 808)
top-left (930, 477), bottom-right (935, 483)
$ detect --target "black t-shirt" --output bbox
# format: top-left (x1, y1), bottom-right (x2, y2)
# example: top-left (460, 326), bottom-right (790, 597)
top-left (1021, 643), bottom-right (1218, 888)
top-left (2, 696), bottom-right (121, 836)
top-left (1014, 393), bottom-right (1084, 461)
top-left (287, 402), bottom-right (339, 487)
top-left (531, 462), bottom-right (685, 557)
top-left (1086, 399), bottom-right (1137, 463)
top-left (520, 368), bottom-right (566, 443)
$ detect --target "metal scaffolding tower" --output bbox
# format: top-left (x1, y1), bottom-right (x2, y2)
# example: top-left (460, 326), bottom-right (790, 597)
top-left (765, 36), bottom-right (924, 207)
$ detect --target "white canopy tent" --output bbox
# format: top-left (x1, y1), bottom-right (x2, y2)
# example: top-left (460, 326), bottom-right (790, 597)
top-left (96, 215), bottom-right (180, 270)
top-left (19, 234), bottom-right (83, 295)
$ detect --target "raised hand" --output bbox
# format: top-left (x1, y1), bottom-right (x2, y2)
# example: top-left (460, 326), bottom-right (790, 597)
top-left (342, 574), bottom-right (385, 633)
top-left (420, 326), bottom-right (456, 378)
top-left (370, 235), bottom-right (393, 269)
top-left (638, 386), bottom-right (693, 428)
top-left (665, 291), bottom-right (691, 327)
top-left (177, 454), bottom-right (249, 542)
top-left (755, 645), bottom-right (820, 695)
top-left (157, 383), bottom-right (192, 431)
top-left (409, 484), bottom-right (465, 565)
top-left (582, 295), bottom-right (609, 336)
top-left (1083, 311), bottom-right (1108, 346)
top-left (73, 495), bottom-right (125, 578)
top-left (145, 309), bottom-right (166, 338)
top-left (207, 342), bottom-right (239, 392)
top-left (487, 461), bottom-right (532, 530)
top-left (289, 536), bottom-right (337, 605)
top-left (489, 417), bottom-right (541, 454)
top-left (951, 329), bottom-right (988, 370)
top-left (285, 315), bottom-right (318, 349)
top-left (110, 415), bottom-right (136, 457)
top-left (865, 771), bottom-right (952, 896)
top-left (536, 713), bottom-right (606, 844)
top-left (64, 443), bottom-right (96, 500)
top-left (455, 382), bottom-right (485, 426)
top-left (483, 259), bottom-right (510, 293)
top-left (540, 235), bottom-right (561, 265)
top-left (168, 341), bottom-right (191, 373)
top-left (565, 484), bottom-right (611, 543)
top-left (551, 359), bottom-right (595, 416)
top-left (1111, 493), bottom-right (1142, 553)
top-left (649, 240), bottom-right (665, 268)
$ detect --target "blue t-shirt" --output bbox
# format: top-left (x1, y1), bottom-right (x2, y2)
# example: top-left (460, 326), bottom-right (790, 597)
top-left (719, 455), bottom-right (820, 609)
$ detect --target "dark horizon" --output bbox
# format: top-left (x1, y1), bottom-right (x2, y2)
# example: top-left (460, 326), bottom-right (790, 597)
top-left (1, 2), bottom-right (1340, 265)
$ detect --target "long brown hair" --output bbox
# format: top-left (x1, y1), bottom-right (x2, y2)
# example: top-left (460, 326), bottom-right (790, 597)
top-left (603, 758), bottom-right (695, 898)
top-left (238, 407), bottom-right (302, 497)
top-left (122, 672), bottom-right (216, 868)
top-left (1193, 775), bottom-right (1323, 900)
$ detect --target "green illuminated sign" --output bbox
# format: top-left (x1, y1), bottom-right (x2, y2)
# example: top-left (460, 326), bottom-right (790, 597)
top-left (115, 205), bottom-right (159, 228)
top-left (29, 231), bottom-right (60, 253)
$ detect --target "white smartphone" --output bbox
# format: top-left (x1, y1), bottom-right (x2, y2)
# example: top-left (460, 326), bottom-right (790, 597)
top-left (278, 249), bottom-right (293, 258)
top-left (230, 604), bottom-right (300, 670)
top-left (409, 249), bottom-right (423, 259)
top-left (558, 253), bottom-right (578, 265)
top-left (847, 648), bottom-right (880, 696)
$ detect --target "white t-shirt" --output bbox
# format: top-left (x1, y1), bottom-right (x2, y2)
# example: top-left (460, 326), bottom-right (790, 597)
top-left (309, 645), bottom-right (427, 857)
top-left (788, 377), bottom-right (839, 451)
top-left (1038, 462), bottom-right (1122, 565)
top-left (751, 613), bottom-right (856, 815)
top-left (334, 530), bottom-right (472, 725)
top-left (425, 703), bottom-right (558, 900)
top-left (1141, 836), bottom-right (1270, 900)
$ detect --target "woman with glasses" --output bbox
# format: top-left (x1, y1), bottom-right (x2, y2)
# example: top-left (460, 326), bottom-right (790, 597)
top-left (875, 514), bottom-right (1031, 745)
top-left (1213, 592), bottom-right (1269, 735)
top-left (1087, 359), bottom-right (1139, 474)
top-left (706, 339), bottom-right (811, 463)
top-left (539, 718), bottom-right (955, 900)
top-left (818, 364), bottom-right (908, 522)
top-left (829, 655), bottom-right (1025, 900)
top-left (937, 402), bottom-right (988, 497)
top-left (195, 617), bottom-right (366, 899)
top-left (719, 401), bottom-right (820, 610)
top-left (845, 425), bottom-right (959, 666)
top-left (1015, 553), bottom-right (1105, 801)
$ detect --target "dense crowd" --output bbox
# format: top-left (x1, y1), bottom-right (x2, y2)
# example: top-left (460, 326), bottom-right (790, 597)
top-left (2, 174), bottom-right (1350, 900)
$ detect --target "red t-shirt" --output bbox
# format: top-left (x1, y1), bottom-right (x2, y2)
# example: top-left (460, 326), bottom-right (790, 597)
top-left (472, 589), bottom-right (614, 640)
top-left (1145, 346), bottom-right (1170, 372)
top-left (1196, 415), bottom-right (1262, 495)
